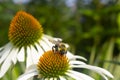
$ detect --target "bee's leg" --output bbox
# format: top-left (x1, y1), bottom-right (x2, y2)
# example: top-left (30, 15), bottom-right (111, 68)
top-left (65, 51), bottom-right (67, 54)
top-left (52, 46), bottom-right (55, 53)
top-left (55, 45), bottom-right (58, 51)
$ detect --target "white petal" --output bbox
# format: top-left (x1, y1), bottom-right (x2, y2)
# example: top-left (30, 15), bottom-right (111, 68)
top-left (26, 46), bottom-right (40, 68)
top-left (30, 46), bottom-right (40, 64)
top-left (69, 61), bottom-right (86, 65)
top-left (18, 70), bottom-right (38, 80)
top-left (35, 43), bottom-right (44, 55)
top-left (0, 47), bottom-right (3, 51)
top-left (39, 40), bottom-right (51, 51)
top-left (66, 51), bottom-right (74, 59)
top-left (0, 48), bottom-right (18, 78)
top-left (68, 53), bottom-right (87, 61)
top-left (66, 72), bottom-right (83, 80)
top-left (68, 70), bottom-right (95, 80)
top-left (11, 48), bottom-right (19, 64)
top-left (44, 78), bottom-right (49, 80)
top-left (42, 35), bottom-right (54, 47)
top-left (25, 65), bottom-right (37, 73)
top-left (26, 47), bottom-right (34, 68)
top-left (0, 43), bottom-right (13, 64)
top-left (70, 64), bottom-right (113, 79)
top-left (98, 73), bottom-right (109, 80)
top-left (49, 78), bottom-right (53, 80)
top-left (85, 65), bottom-right (114, 79)
top-left (59, 76), bottom-right (67, 80)
top-left (49, 78), bottom-right (57, 80)
top-left (0, 43), bottom-right (12, 56)
top-left (17, 47), bottom-right (25, 62)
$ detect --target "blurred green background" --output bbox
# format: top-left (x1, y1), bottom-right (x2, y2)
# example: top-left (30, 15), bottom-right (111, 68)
top-left (0, 0), bottom-right (120, 80)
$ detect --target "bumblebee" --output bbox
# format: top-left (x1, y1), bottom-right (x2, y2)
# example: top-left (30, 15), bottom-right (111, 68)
top-left (49, 39), bottom-right (68, 55)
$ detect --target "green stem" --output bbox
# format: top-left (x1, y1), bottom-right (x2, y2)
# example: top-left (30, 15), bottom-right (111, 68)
top-left (89, 44), bottom-right (96, 64)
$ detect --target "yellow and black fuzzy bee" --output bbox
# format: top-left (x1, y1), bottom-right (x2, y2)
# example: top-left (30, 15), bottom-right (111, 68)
top-left (49, 39), bottom-right (68, 55)
top-left (52, 43), bottom-right (67, 55)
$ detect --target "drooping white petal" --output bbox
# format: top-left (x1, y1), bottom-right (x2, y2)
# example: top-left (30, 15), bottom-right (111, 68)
top-left (84, 65), bottom-right (113, 79)
top-left (68, 70), bottom-right (95, 80)
top-left (26, 45), bottom-right (41, 68)
top-left (30, 46), bottom-right (41, 64)
top-left (17, 47), bottom-right (25, 62)
top-left (39, 40), bottom-right (51, 51)
top-left (66, 51), bottom-right (74, 59)
top-left (98, 72), bottom-right (109, 80)
top-left (42, 36), bottom-right (54, 47)
top-left (70, 64), bottom-right (114, 80)
top-left (0, 43), bottom-right (12, 56)
top-left (0, 47), bottom-right (3, 51)
top-left (69, 61), bottom-right (86, 65)
top-left (35, 43), bottom-right (44, 55)
top-left (11, 48), bottom-right (19, 64)
top-left (18, 70), bottom-right (38, 80)
top-left (25, 65), bottom-right (37, 72)
top-left (49, 78), bottom-right (58, 80)
top-left (68, 54), bottom-right (87, 61)
top-left (66, 72), bottom-right (84, 80)
top-left (0, 43), bottom-right (13, 64)
top-left (44, 78), bottom-right (49, 80)
top-left (59, 76), bottom-right (67, 80)
top-left (26, 47), bottom-right (34, 68)
top-left (0, 48), bottom-right (18, 78)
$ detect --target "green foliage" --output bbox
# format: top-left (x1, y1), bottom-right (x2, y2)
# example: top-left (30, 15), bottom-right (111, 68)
top-left (0, 0), bottom-right (120, 80)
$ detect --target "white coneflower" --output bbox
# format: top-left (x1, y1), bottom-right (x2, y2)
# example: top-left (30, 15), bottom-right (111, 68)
top-left (0, 11), bottom-right (73, 78)
top-left (18, 50), bottom-right (114, 80)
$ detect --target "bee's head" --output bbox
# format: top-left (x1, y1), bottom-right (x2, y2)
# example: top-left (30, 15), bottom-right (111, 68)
top-left (58, 43), bottom-right (67, 55)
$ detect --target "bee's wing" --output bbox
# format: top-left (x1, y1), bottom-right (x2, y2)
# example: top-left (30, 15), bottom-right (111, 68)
top-left (44, 34), bottom-right (62, 43)
top-left (48, 38), bottom-right (62, 44)
top-left (44, 34), bottom-right (69, 47)
top-left (53, 38), bottom-right (62, 42)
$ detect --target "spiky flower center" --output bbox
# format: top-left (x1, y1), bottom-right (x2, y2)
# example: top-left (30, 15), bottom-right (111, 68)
top-left (9, 11), bottom-right (43, 48)
top-left (37, 50), bottom-right (69, 78)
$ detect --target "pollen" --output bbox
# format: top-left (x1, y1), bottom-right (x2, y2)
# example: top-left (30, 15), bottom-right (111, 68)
top-left (8, 11), bottom-right (43, 48)
top-left (37, 50), bottom-right (69, 78)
